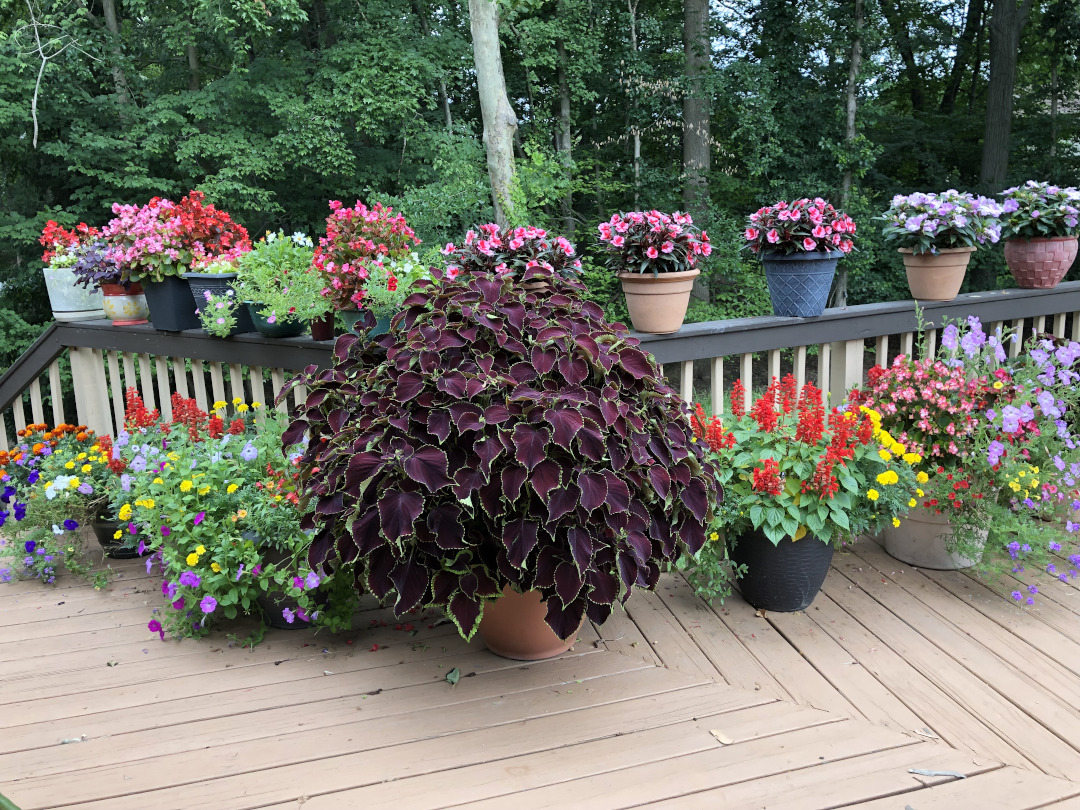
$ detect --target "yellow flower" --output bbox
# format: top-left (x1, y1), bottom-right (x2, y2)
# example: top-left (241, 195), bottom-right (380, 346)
top-left (180, 480), bottom-right (193, 492)
top-left (1009, 481), bottom-right (1022, 492)
top-left (916, 488), bottom-right (924, 497)
top-left (186, 553), bottom-right (199, 566)
top-left (892, 517), bottom-right (901, 527)
top-left (908, 498), bottom-right (917, 507)
top-left (879, 430), bottom-right (895, 446)
top-left (118, 503), bottom-right (132, 521)
top-left (252, 401), bottom-right (262, 409)
top-left (916, 471), bottom-right (929, 484)
top-left (198, 485), bottom-right (210, 495)
top-left (867, 489), bottom-right (880, 502)
top-left (68, 477), bottom-right (80, 489)
top-left (196, 545), bottom-right (206, 555)
top-left (227, 483), bottom-right (239, 494)
top-left (1031, 478), bottom-right (1039, 488)
top-left (77, 452), bottom-right (87, 460)
top-left (167, 452), bottom-right (179, 462)
top-left (237, 403), bottom-right (249, 413)
top-left (1030, 466), bottom-right (1040, 474)
top-left (236, 509), bottom-right (248, 519)
top-left (902, 453), bottom-right (922, 465)
top-left (212, 400), bottom-right (227, 411)
top-left (113, 530), bottom-right (122, 540)
top-left (135, 498), bottom-right (155, 508)
top-left (211, 563), bottom-right (222, 573)
top-left (993, 381), bottom-right (1003, 390)
top-left (153, 477), bottom-right (164, 485)
top-left (891, 442), bottom-right (906, 455)
top-left (709, 532), bottom-right (719, 541)
top-left (690, 436), bottom-right (697, 443)
top-left (878, 449), bottom-right (892, 461)
top-left (876, 470), bottom-right (899, 486)
top-left (64, 460), bottom-right (75, 469)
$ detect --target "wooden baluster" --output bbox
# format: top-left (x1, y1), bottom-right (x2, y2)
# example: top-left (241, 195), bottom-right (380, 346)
top-left (1073, 312), bottom-right (1080, 342)
top-left (292, 381), bottom-right (307, 412)
top-left (829, 339), bottom-right (863, 400)
top-left (899, 331), bottom-right (914, 358)
top-left (122, 353), bottom-right (137, 396)
top-left (680, 360), bottom-right (694, 403)
top-left (793, 346), bottom-right (807, 391)
top-left (155, 356), bottom-right (173, 422)
top-left (228, 364), bottom-right (246, 405)
top-left (209, 362), bottom-right (227, 408)
top-left (189, 359), bottom-right (209, 413)
top-left (106, 351), bottom-right (124, 435)
top-left (0, 411), bottom-right (8, 451)
top-left (923, 328), bottom-right (937, 359)
top-left (874, 335), bottom-right (889, 368)
top-left (1034, 315), bottom-right (1046, 336)
top-left (710, 357), bottom-right (724, 416)
top-left (29, 378), bottom-right (45, 426)
top-left (13, 396), bottom-right (27, 434)
top-left (767, 349), bottom-right (780, 383)
top-left (1010, 318), bottom-right (1024, 358)
top-left (250, 366), bottom-right (266, 428)
top-left (1053, 312), bottom-right (1067, 338)
top-left (48, 360), bottom-right (65, 427)
top-left (739, 353), bottom-right (752, 411)
top-left (138, 354), bottom-right (156, 413)
top-left (69, 347), bottom-right (111, 435)
top-left (171, 357), bottom-right (190, 399)
top-left (271, 368), bottom-right (287, 413)
top-left (817, 343), bottom-right (831, 398)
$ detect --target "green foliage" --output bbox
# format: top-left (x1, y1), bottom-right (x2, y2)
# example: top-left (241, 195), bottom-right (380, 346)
top-left (236, 232), bottom-right (329, 324)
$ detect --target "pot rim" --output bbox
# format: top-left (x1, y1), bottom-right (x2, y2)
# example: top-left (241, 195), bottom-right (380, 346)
top-left (1004, 235), bottom-right (1079, 244)
top-left (616, 267), bottom-right (702, 282)
top-left (183, 271), bottom-right (239, 280)
top-left (897, 245), bottom-right (977, 256)
top-left (758, 249), bottom-right (844, 262)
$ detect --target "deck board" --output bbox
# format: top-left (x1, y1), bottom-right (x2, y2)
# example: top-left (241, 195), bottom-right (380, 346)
top-left (5, 536), bottom-right (1080, 809)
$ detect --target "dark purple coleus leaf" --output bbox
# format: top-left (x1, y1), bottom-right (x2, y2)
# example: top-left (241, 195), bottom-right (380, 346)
top-left (567, 527), bottom-right (592, 573)
top-left (530, 460), bottom-right (561, 500)
top-left (544, 595), bottom-right (585, 641)
top-left (548, 409), bottom-right (583, 445)
top-left (395, 372), bottom-right (425, 402)
top-left (648, 466), bottom-right (671, 499)
top-left (578, 472), bottom-right (608, 512)
top-left (547, 483), bottom-right (580, 523)
top-left (426, 503), bottom-right (466, 550)
top-left (449, 592), bottom-right (484, 640)
top-left (427, 410), bottom-right (452, 442)
top-left (555, 562), bottom-right (583, 605)
top-left (378, 489), bottom-right (424, 541)
top-left (501, 464), bottom-right (528, 502)
top-left (618, 348), bottom-right (654, 379)
top-left (390, 555), bottom-right (429, 613)
top-left (513, 424), bottom-right (550, 470)
top-left (503, 518), bottom-right (539, 569)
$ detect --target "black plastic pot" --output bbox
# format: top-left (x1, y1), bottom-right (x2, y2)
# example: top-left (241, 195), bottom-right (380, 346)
top-left (183, 271), bottom-right (255, 334)
top-left (727, 528), bottom-right (835, 612)
top-left (142, 276), bottom-right (201, 331)
top-left (91, 516), bottom-right (148, 559)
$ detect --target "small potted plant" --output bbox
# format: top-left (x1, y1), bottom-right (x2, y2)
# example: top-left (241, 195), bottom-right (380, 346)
top-left (38, 221), bottom-right (106, 321)
top-left (236, 231), bottom-right (331, 338)
top-left (349, 252), bottom-right (429, 336)
top-left (596, 211), bottom-right (707, 334)
top-left (999, 181), bottom-right (1080, 289)
top-left (103, 191), bottom-right (250, 331)
top-left (441, 224), bottom-right (582, 291)
top-left (743, 198), bottom-right (856, 317)
top-left (71, 240), bottom-right (149, 325)
top-left (312, 200), bottom-right (421, 324)
top-left (688, 377), bottom-right (918, 611)
top-left (281, 266), bottom-right (719, 659)
top-left (848, 317), bottom-right (1080, 579)
top-left (879, 190), bottom-right (1003, 301)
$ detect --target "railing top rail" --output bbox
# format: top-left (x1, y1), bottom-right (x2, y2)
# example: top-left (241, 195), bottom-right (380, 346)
top-left (0, 323), bottom-right (64, 414)
top-left (634, 281), bottom-right (1080, 364)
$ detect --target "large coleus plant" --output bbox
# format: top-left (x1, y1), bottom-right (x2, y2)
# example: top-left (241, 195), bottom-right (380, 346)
top-left (282, 269), bottom-right (720, 641)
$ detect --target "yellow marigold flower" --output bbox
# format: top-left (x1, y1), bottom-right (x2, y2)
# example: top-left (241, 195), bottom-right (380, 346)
top-left (916, 488), bottom-right (925, 497)
top-left (113, 530), bottom-right (122, 540)
top-left (892, 517), bottom-right (901, 527)
top-left (879, 430), bottom-right (895, 445)
top-left (252, 401), bottom-right (262, 409)
top-left (709, 532), bottom-right (719, 541)
top-left (867, 489), bottom-right (880, 502)
top-left (916, 471), bottom-right (929, 484)
top-left (118, 503), bottom-right (132, 521)
top-left (68, 477), bottom-right (80, 489)
top-left (237, 403), bottom-right (249, 413)
top-left (64, 460), bottom-right (75, 470)
top-left (690, 436), bottom-right (697, 443)
top-left (891, 443), bottom-right (906, 455)
top-left (153, 477), bottom-right (164, 485)
top-left (212, 400), bottom-right (227, 411)
top-left (237, 509), bottom-right (248, 519)
top-left (903, 453), bottom-right (922, 465)
top-left (167, 452), bottom-right (179, 462)
top-left (196, 545), bottom-right (206, 555)
top-left (135, 498), bottom-right (155, 508)
top-left (186, 553), bottom-right (199, 566)
top-left (80, 463), bottom-right (91, 473)
top-left (232, 396), bottom-right (242, 405)
top-left (878, 449), bottom-right (892, 461)
top-left (876, 470), bottom-right (899, 486)
top-left (211, 563), bottom-right (221, 573)
top-left (908, 498), bottom-right (917, 507)
top-left (227, 483), bottom-right (239, 494)
top-left (180, 480), bottom-right (193, 492)
top-left (198, 485), bottom-right (210, 495)
top-left (77, 452), bottom-right (87, 460)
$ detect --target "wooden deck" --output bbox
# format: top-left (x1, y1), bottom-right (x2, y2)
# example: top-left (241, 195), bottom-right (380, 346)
top-left (3, 536), bottom-right (1080, 809)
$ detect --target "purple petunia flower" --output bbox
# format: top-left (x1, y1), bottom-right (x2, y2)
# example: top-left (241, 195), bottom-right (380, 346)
top-left (137, 540), bottom-right (146, 555)
top-left (179, 571), bottom-right (201, 588)
top-left (1011, 590), bottom-right (1023, 601)
top-left (121, 473), bottom-right (132, 492)
top-left (147, 619), bottom-right (165, 640)
top-left (27, 470), bottom-right (40, 485)
top-left (194, 511), bottom-right (205, 526)
top-left (77, 482), bottom-right (93, 495)
top-left (305, 571), bottom-right (321, 590)
top-left (63, 518), bottom-right (79, 531)
top-left (240, 442), bottom-right (258, 462)
top-left (200, 596), bottom-right (217, 613)
top-left (24, 540), bottom-right (35, 553)
top-left (282, 607), bottom-right (295, 624)
top-left (235, 564), bottom-right (244, 581)
top-left (172, 597), bottom-right (186, 611)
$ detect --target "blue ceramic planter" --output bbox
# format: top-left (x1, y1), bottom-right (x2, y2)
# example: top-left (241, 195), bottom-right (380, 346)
top-left (341, 310), bottom-right (392, 337)
top-left (761, 250), bottom-right (842, 318)
top-left (244, 302), bottom-right (307, 338)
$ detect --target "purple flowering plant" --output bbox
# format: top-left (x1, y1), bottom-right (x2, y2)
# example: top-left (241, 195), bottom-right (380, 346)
top-left (879, 190), bottom-right (1003, 254)
top-left (999, 181), bottom-right (1080, 240)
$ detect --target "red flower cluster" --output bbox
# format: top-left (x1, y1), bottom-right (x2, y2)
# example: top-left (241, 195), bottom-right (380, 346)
top-left (751, 458), bottom-right (783, 495)
top-left (39, 220), bottom-right (97, 263)
top-left (173, 191), bottom-right (250, 267)
top-left (124, 388), bottom-right (160, 430)
top-left (794, 383), bottom-right (825, 444)
top-left (691, 403), bottom-right (736, 452)
top-left (729, 379), bottom-right (746, 418)
top-left (750, 378), bottom-right (780, 431)
top-left (169, 392), bottom-right (209, 440)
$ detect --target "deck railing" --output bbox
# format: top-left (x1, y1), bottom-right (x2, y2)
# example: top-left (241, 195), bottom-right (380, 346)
top-left (3, 281), bottom-right (1080, 448)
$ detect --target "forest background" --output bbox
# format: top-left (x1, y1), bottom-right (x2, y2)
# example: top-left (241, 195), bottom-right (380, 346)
top-left (0, 0), bottom-right (1077, 367)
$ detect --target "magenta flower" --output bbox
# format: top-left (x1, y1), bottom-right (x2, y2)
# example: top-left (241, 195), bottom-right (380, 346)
top-left (147, 619), bottom-right (165, 640)
top-left (200, 596), bottom-right (217, 613)
top-left (171, 597), bottom-right (186, 611)
top-left (194, 511), bottom-right (205, 526)
top-left (161, 526), bottom-right (171, 536)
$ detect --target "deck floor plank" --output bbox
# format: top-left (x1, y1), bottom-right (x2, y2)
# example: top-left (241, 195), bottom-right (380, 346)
top-left (845, 766), bottom-right (1080, 809)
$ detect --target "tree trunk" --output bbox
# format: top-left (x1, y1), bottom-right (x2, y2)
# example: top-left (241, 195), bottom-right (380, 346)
top-left (556, 36), bottom-right (574, 236)
top-left (99, 0), bottom-right (132, 109)
top-left (681, 0), bottom-right (710, 212)
top-left (628, 0), bottom-right (641, 208)
top-left (969, 3), bottom-right (986, 108)
top-left (1050, 60), bottom-right (1059, 160)
top-left (940, 0), bottom-right (984, 113)
top-left (413, 1), bottom-right (452, 131)
top-left (832, 0), bottom-right (863, 309)
top-left (881, 1), bottom-right (925, 111)
top-left (186, 42), bottom-right (201, 91)
top-left (469, 0), bottom-right (519, 227)
top-left (978, 0), bottom-right (1034, 191)
top-left (312, 0), bottom-right (337, 47)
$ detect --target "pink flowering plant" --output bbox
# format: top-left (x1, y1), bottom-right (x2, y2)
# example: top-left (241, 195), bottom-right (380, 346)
top-left (847, 316), bottom-right (1080, 592)
top-left (597, 210), bottom-right (709, 276)
top-left (441, 224), bottom-right (582, 283)
top-left (879, 190), bottom-right (1002, 254)
top-left (999, 181), bottom-right (1080, 240)
top-left (312, 201), bottom-right (421, 310)
top-left (102, 191), bottom-right (251, 282)
top-left (743, 198), bottom-right (856, 256)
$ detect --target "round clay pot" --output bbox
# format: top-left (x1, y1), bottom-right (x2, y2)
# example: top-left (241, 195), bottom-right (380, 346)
top-left (1004, 236), bottom-right (1078, 289)
top-left (881, 505), bottom-right (986, 570)
top-left (100, 283), bottom-right (149, 326)
top-left (479, 587), bottom-right (582, 660)
top-left (898, 246), bottom-right (976, 301)
top-left (618, 268), bottom-right (700, 334)
top-left (727, 528), bottom-right (834, 612)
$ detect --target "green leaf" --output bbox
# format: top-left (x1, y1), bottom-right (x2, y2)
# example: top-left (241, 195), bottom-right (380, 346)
top-left (445, 667), bottom-right (460, 685)
top-left (749, 504), bottom-right (763, 527)
top-left (833, 510), bottom-right (850, 530)
top-left (780, 515), bottom-right (799, 537)
top-left (224, 605), bottom-right (238, 619)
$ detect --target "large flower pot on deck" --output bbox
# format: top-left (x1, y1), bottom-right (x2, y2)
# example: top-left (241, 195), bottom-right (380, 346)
top-left (1004, 236), bottom-right (1078, 289)
top-left (142, 276), bottom-right (201, 331)
top-left (899, 247), bottom-right (975, 301)
top-left (881, 505), bottom-right (985, 570)
top-left (617, 269), bottom-right (700, 334)
top-left (478, 587), bottom-right (583, 660)
top-left (727, 528), bottom-right (834, 612)
top-left (761, 250), bottom-right (841, 318)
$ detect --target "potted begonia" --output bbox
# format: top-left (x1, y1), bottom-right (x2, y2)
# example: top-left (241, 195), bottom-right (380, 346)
top-left (879, 190), bottom-right (1002, 301)
top-left (743, 198), bottom-right (856, 317)
top-left (281, 266), bottom-right (719, 659)
top-left (442, 223), bottom-right (583, 291)
top-left (597, 211), bottom-right (708, 334)
top-left (999, 181), bottom-right (1080, 289)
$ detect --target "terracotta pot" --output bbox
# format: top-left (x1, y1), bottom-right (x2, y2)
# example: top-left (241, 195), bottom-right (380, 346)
top-left (1004, 236), bottom-right (1078, 289)
top-left (618, 268), bottom-right (700, 334)
top-left (479, 587), bottom-right (583, 660)
top-left (899, 246), bottom-right (975, 301)
top-left (881, 505), bottom-right (985, 570)
top-left (100, 283), bottom-right (149, 326)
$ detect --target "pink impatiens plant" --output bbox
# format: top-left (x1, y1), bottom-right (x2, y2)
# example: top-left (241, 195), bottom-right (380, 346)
top-left (597, 210), bottom-right (708, 276)
top-left (744, 198), bottom-right (856, 256)
top-left (441, 223), bottom-right (582, 282)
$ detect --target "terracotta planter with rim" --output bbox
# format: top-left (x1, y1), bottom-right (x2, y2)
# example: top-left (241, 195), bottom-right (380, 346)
top-left (478, 587), bottom-right (583, 660)
top-left (881, 505), bottom-right (985, 570)
top-left (1004, 236), bottom-right (1078, 289)
top-left (618, 268), bottom-right (700, 334)
top-left (100, 283), bottom-right (149, 326)
top-left (899, 246), bottom-right (975, 301)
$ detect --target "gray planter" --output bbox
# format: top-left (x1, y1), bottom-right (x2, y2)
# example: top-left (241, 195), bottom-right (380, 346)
top-left (761, 250), bottom-right (842, 318)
